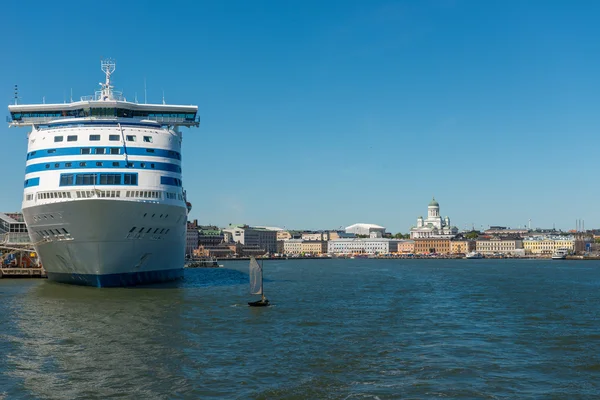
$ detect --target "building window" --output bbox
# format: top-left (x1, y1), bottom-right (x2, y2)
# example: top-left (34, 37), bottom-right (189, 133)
top-left (112, 162), bottom-right (120, 167)
top-left (109, 134), bottom-right (120, 141)
top-left (67, 135), bottom-right (78, 142)
top-left (65, 162), bottom-right (72, 167)
top-left (54, 136), bottom-right (63, 142)
top-left (126, 135), bottom-right (136, 142)
top-left (110, 148), bottom-right (120, 155)
top-left (79, 162), bottom-right (86, 167)
top-left (81, 148), bottom-right (91, 155)
top-left (47, 149), bottom-right (56, 154)
top-left (146, 148), bottom-right (155, 153)
top-left (90, 134), bottom-right (101, 141)
top-left (95, 148), bottom-right (105, 155)
top-left (96, 162), bottom-right (103, 167)
top-left (143, 136), bottom-right (153, 143)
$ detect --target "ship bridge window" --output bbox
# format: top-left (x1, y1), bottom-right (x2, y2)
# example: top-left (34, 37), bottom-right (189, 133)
top-left (126, 135), bottom-right (136, 142)
top-left (110, 148), bottom-right (121, 155)
top-left (60, 174), bottom-right (74, 186)
top-left (90, 134), bottom-right (101, 141)
top-left (123, 173), bottom-right (138, 185)
top-left (160, 176), bottom-right (182, 187)
top-left (75, 174), bottom-right (97, 185)
top-left (109, 134), bottom-right (120, 141)
top-left (95, 148), bottom-right (105, 155)
top-left (143, 136), bottom-right (153, 143)
top-left (54, 136), bottom-right (63, 142)
top-left (99, 173), bottom-right (122, 185)
top-left (67, 135), bottom-right (78, 142)
top-left (91, 108), bottom-right (116, 117)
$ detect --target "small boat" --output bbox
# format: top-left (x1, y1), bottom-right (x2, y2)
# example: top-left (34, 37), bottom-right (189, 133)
top-left (185, 257), bottom-right (223, 268)
top-left (552, 249), bottom-right (568, 260)
top-left (248, 256), bottom-right (269, 307)
top-left (465, 251), bottom-right (483, 259)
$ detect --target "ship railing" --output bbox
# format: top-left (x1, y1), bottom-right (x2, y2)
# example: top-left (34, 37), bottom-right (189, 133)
top-left (80, 91), bottom-right (125, 102)
top-left (1, 232), bottom-right (32, 246)
top-left (8, 114), bottom-right (200, 127)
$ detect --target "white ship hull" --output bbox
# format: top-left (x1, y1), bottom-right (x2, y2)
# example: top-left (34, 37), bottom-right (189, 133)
top-left (23, 199), bottom-right (187, 287)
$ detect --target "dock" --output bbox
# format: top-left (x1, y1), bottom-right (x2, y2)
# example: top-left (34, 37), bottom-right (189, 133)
top-left (0, 267), bottom-right (47, 279)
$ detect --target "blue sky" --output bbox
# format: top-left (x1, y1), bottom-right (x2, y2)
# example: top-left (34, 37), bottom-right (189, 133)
top-left (2, 0), bottom-right (599, 233)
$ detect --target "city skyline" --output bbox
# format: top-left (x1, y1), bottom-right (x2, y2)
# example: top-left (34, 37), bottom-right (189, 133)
top-left (2, 1), bottom-right (599, 232)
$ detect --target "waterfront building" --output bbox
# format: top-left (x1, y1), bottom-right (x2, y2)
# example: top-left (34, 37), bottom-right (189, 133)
top-left (397, 240), bottom-right (415, 254)
top-left (198, 225), bottom-right (224, 247)
top-left (328, 231), bottom-right (355, 240)
top-left (0, 212), bottom-right (30, 245)
top-left (301, 240), bottom-right (327, 255)
top-left (186, 220), bottom-right (199, 257)
top-left (485, 226), bottom-right (529, 236)
top-left (523, 236), bottom-right (575, 255)
top-left (345, 223), bottom-right (386, 236)
top-left (410, 197), bottom-right (458, 239)
top-left (327, 238), bottom-right (399, 255)
top-left (283, 239), bottom-right (303, 254)
top-left (450, 239), bottom-right (476, 255)
top-left (476, 237), bottom-right (524, 255)
top-left (413, 238), bottom-right (451, 254)
top-left (223, 224), bottom-right (277, 253)
top-left (301, 231), bottom-right (330, 241)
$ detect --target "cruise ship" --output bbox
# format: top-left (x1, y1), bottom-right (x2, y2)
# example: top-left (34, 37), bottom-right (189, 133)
top-left (7, 60), bottom-right (199, 287)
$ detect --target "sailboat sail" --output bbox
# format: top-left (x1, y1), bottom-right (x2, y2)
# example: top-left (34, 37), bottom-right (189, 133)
top-left (249, 256), bottom-right (263, 295)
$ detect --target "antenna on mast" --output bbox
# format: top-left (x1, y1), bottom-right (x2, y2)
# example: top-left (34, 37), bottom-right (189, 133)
top-left (162, 89), bottom-right (165, 105)
top-left (14, 85), bottom-right (18, 105)
top-left (70, 88), bottom-right (73, 102)
top-left (144, 77), bottom-right (147, 104)
top-left (100, 58), bottom-right (116, 101)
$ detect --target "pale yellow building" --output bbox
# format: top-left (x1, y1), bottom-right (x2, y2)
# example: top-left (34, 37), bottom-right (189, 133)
top-left (283, 239), bottom-right (303, 254)
top-left (301, 241), bottom-right (328, 255)
top-left (476, 237), bottom-right (523, 255)
top-left (397, 240), bottom-right (415, 253)
top-left (277, 231), bottom-right (293, 241)
top-left (523, 236), bottom-right (575, 255)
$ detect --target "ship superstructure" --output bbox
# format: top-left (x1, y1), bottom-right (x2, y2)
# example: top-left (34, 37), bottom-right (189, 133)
top-left (7, 60), bottom-right (199, 286)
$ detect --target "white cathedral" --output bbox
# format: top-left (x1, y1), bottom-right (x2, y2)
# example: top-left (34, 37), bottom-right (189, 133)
top-left (410, 197), bottom-right (459, 239)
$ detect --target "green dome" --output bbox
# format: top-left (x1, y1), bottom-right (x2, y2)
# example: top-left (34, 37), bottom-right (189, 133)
top-left (428, 197), bottom-right (439, 207)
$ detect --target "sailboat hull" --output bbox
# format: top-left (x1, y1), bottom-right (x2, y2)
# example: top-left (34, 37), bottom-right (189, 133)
top-left (248, 299), bottom-right (270, 307)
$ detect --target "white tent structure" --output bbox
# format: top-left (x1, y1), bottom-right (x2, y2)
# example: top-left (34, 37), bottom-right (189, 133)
top-left (345, 223), bottom-right (386, 236)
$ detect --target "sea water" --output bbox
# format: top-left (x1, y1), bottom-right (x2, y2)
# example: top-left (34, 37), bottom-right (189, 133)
top-left (1, 259), bottom-right (599, 399)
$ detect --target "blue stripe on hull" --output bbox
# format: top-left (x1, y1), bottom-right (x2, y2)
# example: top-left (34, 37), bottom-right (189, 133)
top-left (47, 268), bottom-right (184, 288)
